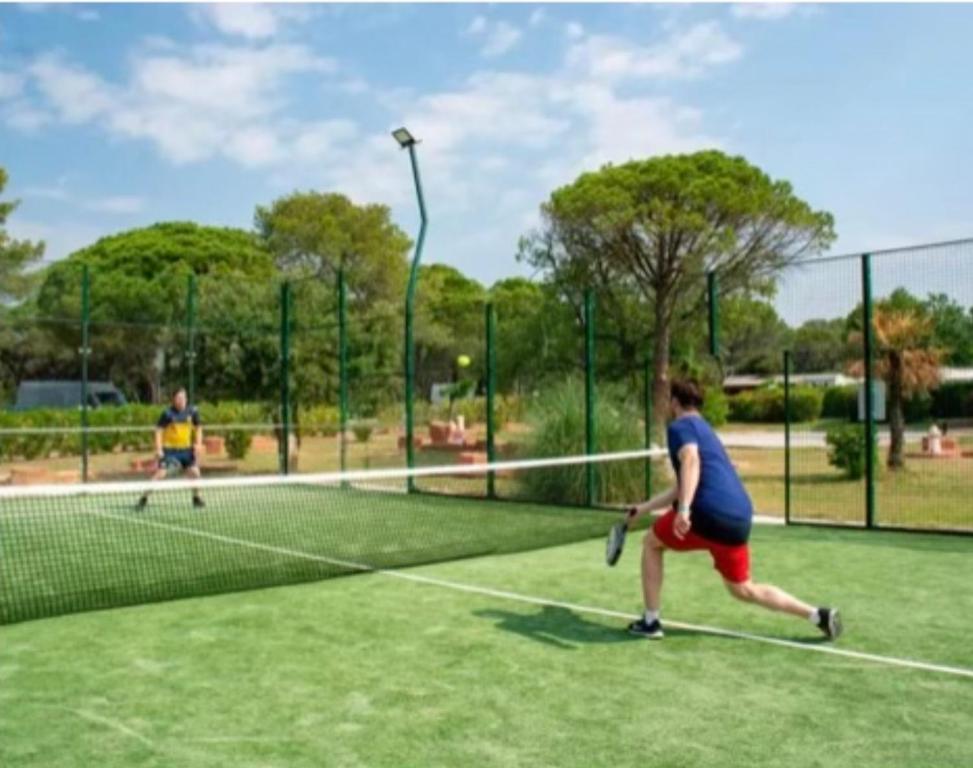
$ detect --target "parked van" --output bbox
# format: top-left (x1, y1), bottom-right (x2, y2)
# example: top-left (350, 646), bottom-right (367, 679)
top-left (13, 380), bottom-right (128, 410)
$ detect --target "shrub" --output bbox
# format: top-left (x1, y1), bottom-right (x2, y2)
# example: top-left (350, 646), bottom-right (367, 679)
top-left (300, 404), bottom-right (340, 437)
top-left (352, 420), bottom-right (375, 444)
top-left (930, 382), bottom-right (973, 420)
top-left (517, 380), bottom-right (649, 506)
top-left (821, 386), bottom-right (858, 421)
top-left (701, 387), bottom-right (729, 427)
top-left (728, 386), bottom-right (822, 423)
top-left (825, 424), bottom-right (877, 480)
top-left (223, 429), bottom-right (252, 460)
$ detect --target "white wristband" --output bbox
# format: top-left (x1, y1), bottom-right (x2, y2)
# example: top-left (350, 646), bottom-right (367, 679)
top-left (677, 504), bottom-right (690, 516)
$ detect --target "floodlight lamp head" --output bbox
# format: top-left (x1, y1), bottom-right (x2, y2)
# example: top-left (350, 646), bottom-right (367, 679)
top-left (392, 127), bottom-right (417, 148)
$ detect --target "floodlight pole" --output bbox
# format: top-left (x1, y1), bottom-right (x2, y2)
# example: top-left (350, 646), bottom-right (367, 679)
top-left (395, 129), bottom-right (428, 493)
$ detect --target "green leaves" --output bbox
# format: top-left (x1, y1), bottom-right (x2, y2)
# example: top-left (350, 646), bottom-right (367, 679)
top-left (0, 168), bottom-right (45, 303)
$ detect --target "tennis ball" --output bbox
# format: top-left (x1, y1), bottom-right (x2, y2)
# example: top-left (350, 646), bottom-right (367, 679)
top-left (457, 354), bottom-right (471, 368)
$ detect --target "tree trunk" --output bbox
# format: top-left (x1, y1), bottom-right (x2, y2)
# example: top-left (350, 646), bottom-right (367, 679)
top-left (887, 354), bottom-right (905, 471)
top-left (651, 299), bottom-right (672, 443)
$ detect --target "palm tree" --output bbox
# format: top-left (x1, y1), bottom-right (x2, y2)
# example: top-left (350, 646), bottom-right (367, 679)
top-left (848, 307), bottom-right (943, 470)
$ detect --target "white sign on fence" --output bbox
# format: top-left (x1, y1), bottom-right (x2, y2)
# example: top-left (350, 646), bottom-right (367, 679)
top-left (857, 381), bottom-right (887, 422)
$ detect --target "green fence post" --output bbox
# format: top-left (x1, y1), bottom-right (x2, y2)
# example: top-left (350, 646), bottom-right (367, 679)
top-left (584, 289), bottom-right (596, 506)
top-left (707, 270), bottom-right (720, 358)
top-left (186, 274), bottom-right (197, 406)
top-left (280, 281), bottom-right (291, 476)
top-left (861, 253), bottom-right (876, 529)
top-left (338, 268), bottom-right (349, 477)
top-left (486, 302), bottom-right (497, 499)
top-left (644, 355), bottom-right (653, 500)
top-left (80, 265), bottom-right (90, 483)
top-left (784, 349), bottom-right (792, 525)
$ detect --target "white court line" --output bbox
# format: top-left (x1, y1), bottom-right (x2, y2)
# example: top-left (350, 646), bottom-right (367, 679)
top-left (88, 509), bottom-right (973, 681)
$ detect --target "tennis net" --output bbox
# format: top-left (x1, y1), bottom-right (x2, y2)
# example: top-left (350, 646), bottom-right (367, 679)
top-left (0, 449), bottom-right (665, 625)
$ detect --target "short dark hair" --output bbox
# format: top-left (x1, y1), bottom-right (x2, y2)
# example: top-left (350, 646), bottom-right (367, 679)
top-left (171, 387), bottom-right (187, 399)
top-left (670, 378), bottom-right (704, 409)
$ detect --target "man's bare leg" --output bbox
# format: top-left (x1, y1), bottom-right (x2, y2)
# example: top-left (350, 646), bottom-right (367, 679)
top-left (724, 579), bottom-right (817, 619)
top-left (642, 530), bottom-right (666, 613)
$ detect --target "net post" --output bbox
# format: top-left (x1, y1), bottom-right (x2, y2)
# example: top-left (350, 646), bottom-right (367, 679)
top-left (338, 267), bottom-right (349, 478)
top-left (584, 289), bottom-right (596, 506)
top-left (80, 264), bottom-right (90, 483)
top-left (186, 273), bottom-right (196, 406)
top-left (644, 355), bottom-right (653, 499)
top-left (783, 349), bottom-right (792, 525)
top-left (486, 302), bottom-right (497, 499)
top-left (861, 253), bottom-right (876, 529)
top-left (707, 270), bottom-right (720, 358)
top-left (280, 281), bottom-right (291, 476)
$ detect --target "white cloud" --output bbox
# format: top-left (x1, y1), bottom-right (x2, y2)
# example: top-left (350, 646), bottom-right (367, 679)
top-left (731, 3), bottom-right (797, 20)
top-left (194, 4), bottom-right (279, 40)
top-left (192, 4), bottom-right (314, 40)
top-left (528, 9), bottom-right (546, 28)
top-left (85, 196), bottom-right (144, 214)
top-left (18, 180), bottom-right (143, 215)
top-left (4, 101), bottom-right (52, 132)
top-left (465, 17), bottom-right (523, 58)
top-left (17, 4), bottom-right (101, 21)
top-left (467, 16), bottom-right (487, 35)
top-left (565, 22), bottom-right (585, 41)
top-left (20, 43), bottom-right (342, 166)
top-left (566, 21), bottom-right (742, 81)
top-left (0, 71), bottom-right (24, 100)
top-left (23, 183), bottom-right (70, 201)
top-left (29, 54), bottom-right (118, 123)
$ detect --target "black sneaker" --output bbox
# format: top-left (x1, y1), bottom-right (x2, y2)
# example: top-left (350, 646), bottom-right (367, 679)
top-left (135, 495), bottom-right (148, 510)
top-left (192, 495), bottom-right (206, 509)
top-left (627, 617), bottom-right (664, 639)
top-left (817, 607), bottom-right (842, 640)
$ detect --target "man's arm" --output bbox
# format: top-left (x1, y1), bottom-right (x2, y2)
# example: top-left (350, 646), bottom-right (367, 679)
top-left (154, 428), bottom-right (164, 459)
top-left (626, 485), bottom-right (678, 528)
top-left (673, 444), bottom-right (701, 538)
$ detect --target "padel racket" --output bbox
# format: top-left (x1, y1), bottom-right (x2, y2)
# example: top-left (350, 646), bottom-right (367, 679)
top-left (605, 507), bottom-right (638, 566)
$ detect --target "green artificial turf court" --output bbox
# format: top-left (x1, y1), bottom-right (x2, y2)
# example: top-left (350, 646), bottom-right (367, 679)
top-left (2, 520), bottom-right (972, 768)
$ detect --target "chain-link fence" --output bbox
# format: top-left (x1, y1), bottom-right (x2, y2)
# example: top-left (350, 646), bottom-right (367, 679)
top-left (711, 238), bottom-right (973, 533)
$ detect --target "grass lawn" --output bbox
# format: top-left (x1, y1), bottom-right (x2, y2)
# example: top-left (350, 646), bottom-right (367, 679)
top-left (729, 444), bottom-right (973, 530)
top-left (2, 523), bottom-right (972, 768)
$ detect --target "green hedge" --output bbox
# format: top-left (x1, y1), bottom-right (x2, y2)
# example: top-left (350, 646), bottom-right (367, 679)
top-left (701, 387), bottom-right (729, 428)
top-left (820, 382), bottom-right (973, 424)
top-left (822, 386), bottom-right (858, 421)
top-left (0, 401), bottom-right (275, 463)
top-left (728, 386), bottom-right (822, 423)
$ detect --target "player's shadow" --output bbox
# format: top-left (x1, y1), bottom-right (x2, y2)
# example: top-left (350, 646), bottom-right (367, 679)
top-left (474, 605), bottom-right (701, 650)
top-left (475, 605), bottom-right (831, 649)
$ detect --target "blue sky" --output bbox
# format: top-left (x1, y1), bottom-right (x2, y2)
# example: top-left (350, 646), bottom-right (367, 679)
top-left (2, 2), bottom-right (973, 324)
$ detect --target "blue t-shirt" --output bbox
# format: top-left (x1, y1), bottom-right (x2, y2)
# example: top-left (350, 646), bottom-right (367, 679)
top-left (667, 414), bottom-right (753, 545)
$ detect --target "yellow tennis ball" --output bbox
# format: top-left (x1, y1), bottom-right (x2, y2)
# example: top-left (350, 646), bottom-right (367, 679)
top-left (457, 355), bottom-right (471, 368)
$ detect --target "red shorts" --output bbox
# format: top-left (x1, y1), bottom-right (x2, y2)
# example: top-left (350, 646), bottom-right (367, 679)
top-left (652, 509), bottom-right (751, 584)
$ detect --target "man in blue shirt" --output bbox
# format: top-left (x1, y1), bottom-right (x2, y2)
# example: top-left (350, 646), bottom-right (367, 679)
top-left (623, 379), bottom-right (841, 640)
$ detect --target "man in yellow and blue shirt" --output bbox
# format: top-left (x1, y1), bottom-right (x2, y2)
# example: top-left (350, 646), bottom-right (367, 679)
top-left (137, 387), bottom-right (205, 509)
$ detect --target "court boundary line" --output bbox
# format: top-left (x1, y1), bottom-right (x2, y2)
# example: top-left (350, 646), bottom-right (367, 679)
top-left (87, 509), bottom-right (973, 681)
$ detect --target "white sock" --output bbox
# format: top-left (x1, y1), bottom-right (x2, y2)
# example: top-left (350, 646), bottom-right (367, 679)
top-left (644, 609), bottom-right (660, 624)
top-left (807, 608), bottom-right (820, 624)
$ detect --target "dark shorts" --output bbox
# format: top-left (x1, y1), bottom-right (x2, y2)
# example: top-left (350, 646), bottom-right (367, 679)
top-left (161, 448), bottom-right (196, 470)
top-left (653, 509), bottom-right (751, 584)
